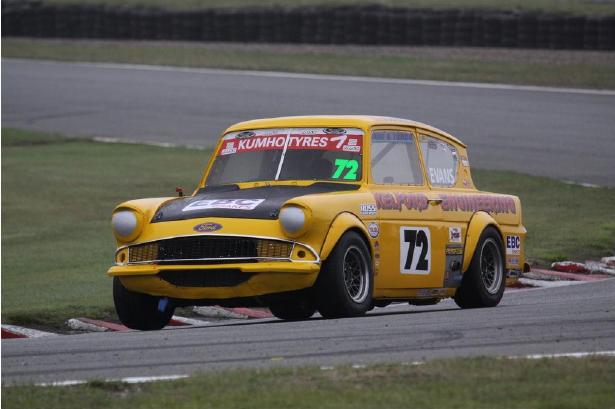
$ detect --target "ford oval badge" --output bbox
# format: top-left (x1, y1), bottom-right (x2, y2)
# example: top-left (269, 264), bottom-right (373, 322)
top-left (193, 222), bottom-right (222, 233)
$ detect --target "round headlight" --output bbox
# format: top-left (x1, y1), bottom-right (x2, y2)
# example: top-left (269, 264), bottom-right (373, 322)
top-left (279, 206), bottom-right (306, 235)
top-left (112, 210), bottom-right (139, 240)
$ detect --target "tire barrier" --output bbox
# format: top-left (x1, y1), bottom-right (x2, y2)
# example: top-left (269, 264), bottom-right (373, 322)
top-left (2, 1), bottom-right (614, 50)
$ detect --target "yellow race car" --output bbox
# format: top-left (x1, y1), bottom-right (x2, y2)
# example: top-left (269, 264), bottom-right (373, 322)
top-left (108, 116), bottom-right (526, 330)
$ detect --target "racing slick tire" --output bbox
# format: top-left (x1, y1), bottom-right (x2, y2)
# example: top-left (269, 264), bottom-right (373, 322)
top-left (314, 231), bottom-right (373, 318)
top-left (113, 277), bottom-right (175, 330)
top-left (268, 296), bottom-right (316, 321)
top-left (454, 227), bottom-right (506, 309)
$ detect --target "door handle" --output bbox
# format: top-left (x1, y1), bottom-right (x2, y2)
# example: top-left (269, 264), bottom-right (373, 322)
top-left (428, 198), bottom-right (443, 206)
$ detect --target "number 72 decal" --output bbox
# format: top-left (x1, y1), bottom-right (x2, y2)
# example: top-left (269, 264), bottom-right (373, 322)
top-left (400, 227), bottom-right (431, 275)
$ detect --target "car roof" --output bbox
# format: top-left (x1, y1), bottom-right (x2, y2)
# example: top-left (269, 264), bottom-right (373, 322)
top-left (224, 115), bottom-right (465, 147)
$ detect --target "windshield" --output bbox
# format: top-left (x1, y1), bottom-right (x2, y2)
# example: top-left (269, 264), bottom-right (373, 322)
top-left (206, 128), bottom-right (363, 186)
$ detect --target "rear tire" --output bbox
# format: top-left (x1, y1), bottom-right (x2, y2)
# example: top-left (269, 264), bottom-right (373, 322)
top-left (314, 231), bottom-right (373, 318)
top-left (113, 277), bottom-right (175, 330)
top-left (454, 227), bottom-right (505, 309)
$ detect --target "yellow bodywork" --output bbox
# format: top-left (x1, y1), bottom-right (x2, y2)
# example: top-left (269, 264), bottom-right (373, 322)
top-left (108, 116), bottom-right (526, 302)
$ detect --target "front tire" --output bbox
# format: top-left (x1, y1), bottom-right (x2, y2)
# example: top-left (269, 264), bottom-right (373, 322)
top-left (454, 227), bottom-right (506, 309)
top-left (268, 296), bottom-right (316, 321)
top-left (314, 231), bottom-right (373, 318)
top-left (113, 277), bottom-right (175, 330)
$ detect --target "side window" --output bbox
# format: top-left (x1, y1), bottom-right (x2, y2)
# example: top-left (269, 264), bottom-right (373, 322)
top-left (420, 135), bottom-right (458, 187)
top-left (371, 130), bottom-right (423, 185)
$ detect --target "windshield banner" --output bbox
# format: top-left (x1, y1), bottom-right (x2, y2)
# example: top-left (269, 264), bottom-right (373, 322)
top-left (218, 128), bottom-right (363, 156)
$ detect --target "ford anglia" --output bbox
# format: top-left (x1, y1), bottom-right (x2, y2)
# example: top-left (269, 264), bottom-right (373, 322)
top-left (108, 116), bottom-right (527, 330)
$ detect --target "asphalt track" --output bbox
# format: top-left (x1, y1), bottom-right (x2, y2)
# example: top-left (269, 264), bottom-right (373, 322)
top-left (3, 59), bottom-right (615, 186)
top-left (3, 280), bottom-right (615, 384)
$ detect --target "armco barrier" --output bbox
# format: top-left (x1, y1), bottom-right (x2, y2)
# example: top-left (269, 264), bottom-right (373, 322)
top-left (2, 1), bottom-right (614, 50)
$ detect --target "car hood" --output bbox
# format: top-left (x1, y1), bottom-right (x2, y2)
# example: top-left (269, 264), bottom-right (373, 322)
top-left (152, 182), bottom-right (359, 223)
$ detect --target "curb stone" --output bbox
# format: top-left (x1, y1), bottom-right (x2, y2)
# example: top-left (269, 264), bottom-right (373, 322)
top-left (1, 324), bottom-right (59, 339)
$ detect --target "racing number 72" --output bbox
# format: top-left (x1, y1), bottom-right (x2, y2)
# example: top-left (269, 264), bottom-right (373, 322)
top-left (400, 227), bottom-right (431, 275)
top-left (332, 159), bottom-right (359, 180)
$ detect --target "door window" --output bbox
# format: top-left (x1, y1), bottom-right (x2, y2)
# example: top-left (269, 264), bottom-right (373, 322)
top-left (371, 130), bottom-right (423, 185)
top-left (420, 136), bottom-right (458, 187)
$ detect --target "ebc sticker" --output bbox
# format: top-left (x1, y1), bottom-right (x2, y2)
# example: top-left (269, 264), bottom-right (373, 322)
top-left (400, 227), bottom-right (431, 275)
top-left (506, 235), bottom-right (521, 255)
top-left (183, 199), bottom-right (265, 212)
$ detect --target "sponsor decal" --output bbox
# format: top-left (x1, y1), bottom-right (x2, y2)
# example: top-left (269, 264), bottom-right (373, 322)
top-left (400, 227), bottom-right (431, 275)
top-left (508, 269), bottom-right (522, 278)
top-left (220, 141), bottom-right (237, 155)
top-left (372, 132), bottom-right (413, 142)
top-left (374, 192), bottom-right (429, 212)
top-left (360, 203), bottom-right (377, 216)
top-left (418, 288), bottom-right (447, 297)
top-left (236, 131), bottom-right (256, 138)
top-left (507, 257), bottom-right (520, 266)
top-left (323, 128), bottom-right (347, 135)
top-left (183, 199), bottom-right (265, 212)
top-left (506, 235), bottom-right (521, 255)
top-left (448, 227), bottom-right (462, 243)
top-left (445, 246), bottom-right (463, 256)
top-left (218, 128), bottom-right (363, 156)
top-left (367, 222), bottom-right (379, 238)
top-left (428, 167), bottom-right (455, 185)
top-left (440, 194), bottom-right (516, 215)
top-left (193, 222), bottom-right (223, 233)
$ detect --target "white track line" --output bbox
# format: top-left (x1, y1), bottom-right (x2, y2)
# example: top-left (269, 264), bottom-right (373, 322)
top-left (37, 374), bottom-right (189, 387)
top-left (30, 351), bottom-right (615, 387)
top-left (7, 58), bottom-right (615, 96)
top-left (515, 351), bottom-right (615, 360)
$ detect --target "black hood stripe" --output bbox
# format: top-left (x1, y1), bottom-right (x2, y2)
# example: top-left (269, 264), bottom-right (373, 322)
top-left (152, 182), bottom-right (359, 222)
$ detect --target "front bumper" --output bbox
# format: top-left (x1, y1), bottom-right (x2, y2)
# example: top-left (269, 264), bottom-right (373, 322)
top-left (109, 262), bottom-right (320, 299)
top-left (108, 215), bottom-right (328, 299)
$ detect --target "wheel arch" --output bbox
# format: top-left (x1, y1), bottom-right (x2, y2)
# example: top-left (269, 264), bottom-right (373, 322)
top-left (462, 211), bottom-right (504, 273)
top-left (320, 212), bottom-right (372, 262)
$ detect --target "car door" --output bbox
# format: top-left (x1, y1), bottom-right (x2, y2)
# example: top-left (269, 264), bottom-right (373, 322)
top-left (368, 127), bottom-right (448, 294)
top-left (417, 131), bottom-right (470, 289)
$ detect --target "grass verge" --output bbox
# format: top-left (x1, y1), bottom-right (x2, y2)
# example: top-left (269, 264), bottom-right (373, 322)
top-left (2, 128), bottom-right (614, 329)
top-left (3, 357), bottom-right (615, 408)
top-left (40, 0), bottom-right (615, 16)
top-left (3, 38), bottom-right (615, 89)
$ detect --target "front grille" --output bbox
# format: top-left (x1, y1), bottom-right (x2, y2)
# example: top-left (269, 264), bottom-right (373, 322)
top-left (159, 269), bottom-right (252, 287)
top-left (128, 236), bottom-right (293, 264)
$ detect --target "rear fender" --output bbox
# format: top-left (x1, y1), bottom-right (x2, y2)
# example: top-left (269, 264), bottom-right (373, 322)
top-left (462, 211), bottom-right (503, 273)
